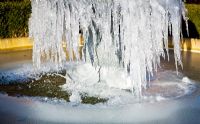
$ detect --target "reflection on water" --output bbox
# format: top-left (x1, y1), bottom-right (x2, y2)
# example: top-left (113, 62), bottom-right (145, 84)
top-left (1, 50), bottom-right (199, 81)
top-left (161, 50), bottom-right (200, 82)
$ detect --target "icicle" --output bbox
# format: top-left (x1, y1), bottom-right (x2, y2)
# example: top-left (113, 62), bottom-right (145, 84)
top-left (29, 0), bottom-right (187, 97)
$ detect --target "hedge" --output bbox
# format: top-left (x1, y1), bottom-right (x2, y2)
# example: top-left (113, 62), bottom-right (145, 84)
top-left (185, 4), bottom-right (200, 38)
top-left (0, 0), bottom-right (28, 2)
top-left (0, 1), bottom-right (31, 38)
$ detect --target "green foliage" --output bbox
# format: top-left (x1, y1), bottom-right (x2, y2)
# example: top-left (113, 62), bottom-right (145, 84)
top-left (186, 4), bottom-right (200, 38)
top-left (0, 0), bottom-right (29, 3)
top-left (0, 1), bottom-right (31, 38)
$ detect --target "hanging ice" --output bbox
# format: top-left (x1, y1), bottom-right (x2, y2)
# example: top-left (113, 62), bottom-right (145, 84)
top-left (29, 0), bottom-right (188, 97)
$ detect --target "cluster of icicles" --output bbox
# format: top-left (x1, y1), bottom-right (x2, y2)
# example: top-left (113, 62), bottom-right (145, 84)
top-left (29, 0), bottom-right (188, 97)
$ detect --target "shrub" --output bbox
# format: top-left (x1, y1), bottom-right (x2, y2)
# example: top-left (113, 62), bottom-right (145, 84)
top-left (0, 1), bottom-right (31, 38)
top-left (185, 4), bottom-right (200, 38)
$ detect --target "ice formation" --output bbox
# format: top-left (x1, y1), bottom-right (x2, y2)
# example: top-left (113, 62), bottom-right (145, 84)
top-left (29, 0), bottom-right (188, 97)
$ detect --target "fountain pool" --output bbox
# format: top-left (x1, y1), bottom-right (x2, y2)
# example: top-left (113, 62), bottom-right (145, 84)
top-left (0, 0), bottom-right (200, 123)
top-left (0, 50), bottom-right (200, 123)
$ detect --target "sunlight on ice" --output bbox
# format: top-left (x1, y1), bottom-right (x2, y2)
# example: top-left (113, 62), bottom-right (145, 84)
top-left (29, 0), bottom-right (188, 97)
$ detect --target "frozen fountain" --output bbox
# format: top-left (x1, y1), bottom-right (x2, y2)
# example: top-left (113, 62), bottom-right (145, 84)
top-left (29, 0), bottom-right (190, 101)
top-left (2, 0), bottom-right (200, 123)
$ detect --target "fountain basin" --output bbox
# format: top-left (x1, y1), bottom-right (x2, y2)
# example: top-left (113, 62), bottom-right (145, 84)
top-left (0, 50), bottom-right (200, 123)
top-left (0, 50), bottom-right (197, 104)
